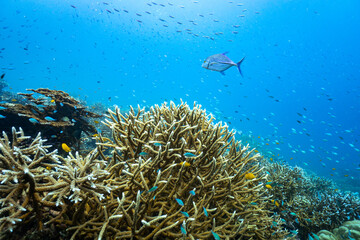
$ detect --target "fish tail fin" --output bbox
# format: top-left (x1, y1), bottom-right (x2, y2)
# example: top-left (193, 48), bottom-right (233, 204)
top-left (237, 56), bottom-right (245, 77)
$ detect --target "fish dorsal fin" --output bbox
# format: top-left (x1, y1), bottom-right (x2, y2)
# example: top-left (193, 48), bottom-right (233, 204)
top-left (222, 51), bottom-right (229, 55)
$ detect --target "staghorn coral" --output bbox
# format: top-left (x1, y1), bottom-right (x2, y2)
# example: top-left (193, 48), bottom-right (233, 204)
top-left (0, 101), bottom-right (291, 239)
top-left (85, 101), bottom-right (288, 239)
top-left (0, 128), bottom-right (111, 239)
top-left (0, 127), bottom-right (60, 233)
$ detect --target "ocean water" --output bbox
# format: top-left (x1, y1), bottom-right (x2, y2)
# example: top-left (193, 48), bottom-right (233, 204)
top-left (1, 0), bottom-right (359, 194)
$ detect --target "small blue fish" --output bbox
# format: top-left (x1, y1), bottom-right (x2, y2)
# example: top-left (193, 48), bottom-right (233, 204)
top-left (184, 152), bottom-right (196, 158)
top-left (147, 186), bottom-right (158, 193)
top-left (311, 233), bottom-right (320, 240)
top-left (189, 189), bottom-right (196, 196)
top-left (60, 102), bottom-right (64, 106)
top-left (203, 207), bottom-right (208, 217)
top-left (154, 142), bottom-right (162, 146)
top-left (180, 225), bottom-right (187, 234)
top-left (249, 202), bottom-right (257, 205)
top-left (0, 114), bottom-right (6, 119)
top-left (28, 118), bottom-right (39, 124)
top-left (202, 52), bottom-right (245, 77)
top-left (180, 211), bottom-right (189, 217)
top-left (139, 152), bottom-right (148, 156)
top-left (305, 218), bottom-right (312, 223)
top-left (0, 106), bottom-right (6, 110)
top-left (45, 116), bottom-right (56, 121)
top-left (348, 230), bottom-right (355, 240)
top-left (308, 234), bottom-right (314, 240)
top-left (290, 212), bottom-right (297, 216)
top-left (175, 198), bottom-right (184, 206)
top-left (211, 230), bottom-right (220, 240)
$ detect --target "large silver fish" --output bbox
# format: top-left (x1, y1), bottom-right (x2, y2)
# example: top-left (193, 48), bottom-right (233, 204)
top-left (202, 52), bottom-right (245, 76)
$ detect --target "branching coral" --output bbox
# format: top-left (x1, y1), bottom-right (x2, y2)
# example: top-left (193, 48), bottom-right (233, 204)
top-left (0, 101), bottom-right (291, 239)
top-left (0, 128), bottom-right (111, 238)
top-left (88, 101), bottom-right (288, 239)
top-left (0, 127), bottom-right (59, 232)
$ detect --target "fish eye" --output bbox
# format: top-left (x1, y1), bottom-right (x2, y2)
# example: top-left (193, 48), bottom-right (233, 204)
top-left (203, 60), bottom-right (206, 63)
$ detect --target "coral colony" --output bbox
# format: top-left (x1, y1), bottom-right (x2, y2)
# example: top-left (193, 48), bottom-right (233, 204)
top-left (0, 91), bottom-right (359, 239)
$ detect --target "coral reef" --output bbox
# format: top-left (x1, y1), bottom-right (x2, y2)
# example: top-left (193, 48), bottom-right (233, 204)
top-left (318, 220), bottom-right (360, 240)
top-left (0, 88), bottom-right (101, 152)
top-left (264, 162), bottom-right (360, 239)
top-left (0, 101), bottom-right (290, 239)
top-left (0, 77), bottom-right (7, 93)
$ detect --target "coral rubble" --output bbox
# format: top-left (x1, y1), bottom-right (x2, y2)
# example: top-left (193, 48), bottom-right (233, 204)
top-left (0, 101), bottom-right (290, 239)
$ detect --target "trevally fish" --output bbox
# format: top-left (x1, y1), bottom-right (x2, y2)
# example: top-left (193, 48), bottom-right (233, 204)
top-left (202, 52), bottom-right (245, 76)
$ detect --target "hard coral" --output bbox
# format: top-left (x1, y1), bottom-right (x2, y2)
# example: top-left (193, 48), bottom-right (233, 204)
top-left (318, 220), bottom-right (360, 240)
top-left (91, 101), bottom-right (288, 239)
top-left (264, 162), bottom-right (360, 239)
top-left (0, 128), bottom-right (112, 239)
top-left (0, 127), bottom-right (60, 233)
top-left (0, 101), bottom-right (290, 239)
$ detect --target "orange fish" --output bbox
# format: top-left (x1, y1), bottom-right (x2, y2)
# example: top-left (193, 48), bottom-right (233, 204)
top-left (179, 161), bottom-right (191, 167)
top-left (61, 143), bottom-right (71, 152)
top-left (245, 173), bottom-right (255, 180)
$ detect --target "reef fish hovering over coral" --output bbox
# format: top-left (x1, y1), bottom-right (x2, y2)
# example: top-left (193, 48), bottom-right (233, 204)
top-left (202, 52), bottom-right (245, 76)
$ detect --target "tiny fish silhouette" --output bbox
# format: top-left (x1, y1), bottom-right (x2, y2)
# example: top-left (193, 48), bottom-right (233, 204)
top-left (202, 52), bottom-right (245, 76)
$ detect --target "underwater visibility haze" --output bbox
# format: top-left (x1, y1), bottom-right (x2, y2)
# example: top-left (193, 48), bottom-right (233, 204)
top-left (1, 0), bottom-right (360, 239)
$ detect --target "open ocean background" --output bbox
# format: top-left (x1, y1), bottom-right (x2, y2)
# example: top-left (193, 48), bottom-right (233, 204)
top-left (1, 0), bottom-right (359, 192)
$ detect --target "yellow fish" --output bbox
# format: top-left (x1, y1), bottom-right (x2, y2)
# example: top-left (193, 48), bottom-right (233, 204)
top-left (245, 173), bottom-right (255, 180)
top-left (179, 161), bottom-right (191, 167)
top-left (51, 99), bottom-right (55, 103)
top-left (265, 184), bottom-right (272, 189)
top-left (61, 143), bottom-right (71, 152)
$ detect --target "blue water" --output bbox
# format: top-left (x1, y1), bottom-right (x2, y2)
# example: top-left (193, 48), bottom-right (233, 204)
top-left (1, 0), bottom-right (360, 191)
